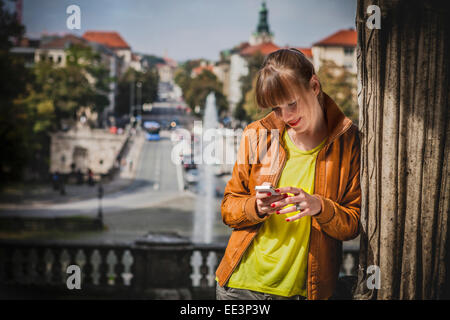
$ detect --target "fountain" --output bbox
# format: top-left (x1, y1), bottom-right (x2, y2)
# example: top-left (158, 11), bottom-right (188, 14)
top-left (192, 93), bottom-right (219, 244)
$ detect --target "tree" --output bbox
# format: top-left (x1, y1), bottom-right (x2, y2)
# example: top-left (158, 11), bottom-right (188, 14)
top-left (22, 44), bottom-right (111, 131)
top-left (176, 66), bottom-right (228, 117)
top-left (0, 0), bottom-right (30, 182)
top-left (354, 0), bottom-right (449, 299)
top-left (316, 60), bottom-right (358, 123)
top-left (116, 67), bottom-right (159, 116)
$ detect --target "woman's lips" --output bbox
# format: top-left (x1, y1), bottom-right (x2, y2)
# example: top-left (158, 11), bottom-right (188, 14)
top-left (288, 117), bottom-right (301, 127)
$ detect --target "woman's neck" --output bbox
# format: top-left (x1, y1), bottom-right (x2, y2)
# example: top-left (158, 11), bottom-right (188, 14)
top-left (287, 116), bottom-right (328, 151)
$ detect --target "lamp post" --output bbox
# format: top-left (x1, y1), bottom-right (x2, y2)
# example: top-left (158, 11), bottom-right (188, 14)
top-left (130, 81), bottom-right (135, 120)
top-left (97, 160), bottom-right (104, 225)
top-left (136, 81), bottom-right (142, 127)
top-left (60, 155), bottom-right (66, 195)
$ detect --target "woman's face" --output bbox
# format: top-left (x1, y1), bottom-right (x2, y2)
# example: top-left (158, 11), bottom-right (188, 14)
top-left (271, 76), bottom-right (322, 133)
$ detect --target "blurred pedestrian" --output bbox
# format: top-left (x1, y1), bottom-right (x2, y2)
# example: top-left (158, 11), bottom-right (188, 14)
top-left (52, 171), bottom-right (59, 190)
top-left (76, 169), bottom-right (83, 185)
top-left (87, 168), bottom-right (94, 186)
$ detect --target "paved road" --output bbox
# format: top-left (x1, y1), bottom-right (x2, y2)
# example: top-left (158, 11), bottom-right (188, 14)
top-left (0, 137), bottom-right (180, 217)
top-left (1, 128), bottom-right (232, 244)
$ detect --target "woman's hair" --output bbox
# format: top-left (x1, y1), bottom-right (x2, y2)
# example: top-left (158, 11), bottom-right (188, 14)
top-left (255, 48), bottom-right (324, 110)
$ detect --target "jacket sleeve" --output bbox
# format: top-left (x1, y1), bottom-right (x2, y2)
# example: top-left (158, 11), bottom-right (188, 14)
top-left (313, 129), bottom-right (361, 241)
top-left (220, 126), bottom-right (270, 229)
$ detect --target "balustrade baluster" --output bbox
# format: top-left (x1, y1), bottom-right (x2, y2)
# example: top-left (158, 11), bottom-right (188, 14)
top-left (83, 248), bottom-right (94, 286)
top-left (199, 250), bottom-right (209, 288)
top-left (2, 247), bottom-right (13, 284)
top-left (51, 249), bottom-right (62, 284)
top-left (12, 249), bottom-right (24, 284)
top-left (121, 250), bottom-right (134, 287)
top-left (114, 249), bottom-right (125, 287)
top-left (27, 249), bottom-right (38, 285)
top-left (98, 249), bottom-right (109, 286)
top-left (35, 247), bottom-right (47, 285)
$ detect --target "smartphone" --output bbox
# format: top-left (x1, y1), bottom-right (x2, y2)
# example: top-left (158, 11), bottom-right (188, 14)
top-left (255, 185), bottom-right (280, 196)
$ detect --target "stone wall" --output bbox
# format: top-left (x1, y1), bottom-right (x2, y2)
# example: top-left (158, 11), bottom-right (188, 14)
top-left (50, 127), bottom-right (128, 175)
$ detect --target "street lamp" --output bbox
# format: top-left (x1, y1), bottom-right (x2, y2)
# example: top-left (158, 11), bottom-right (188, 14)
top-left (97, 159), bottom-right (104, 225)
top-left (60, 155), bottom-right (66, 195)
top-left (136, 81), bottom-right (142, 125)
top-left (129, 81), bottom-right (135, 119)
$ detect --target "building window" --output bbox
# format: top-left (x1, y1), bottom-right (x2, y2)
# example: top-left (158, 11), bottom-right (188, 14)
top-left (57, 56), bottom-right (62, 64)
top-left (49, 56), bottom-right (54, 63)
top-left (344, 47), bottom-right (354, 56)
top-left (344, 62), bottom-right (353, 70)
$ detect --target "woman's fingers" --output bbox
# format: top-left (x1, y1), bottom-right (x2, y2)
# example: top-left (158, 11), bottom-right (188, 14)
top-left (285, 208), bottom-right (311, 222)
top-left (276, 186), bottom-right (303, 195)
top-left (270, 193), bottom-right (306, 210)
top-left (275, 201), bottom-right (307, 214)
top-left (256, 199), bottom-right (277, 215)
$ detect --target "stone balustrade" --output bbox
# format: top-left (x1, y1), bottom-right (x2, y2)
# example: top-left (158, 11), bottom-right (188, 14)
top-left (0, 236), bottom-right (359, 299)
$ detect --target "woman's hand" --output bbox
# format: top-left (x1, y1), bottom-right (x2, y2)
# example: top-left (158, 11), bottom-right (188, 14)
top-left (270, 186), bottom-right (322, 222)
top-left (255, 183), bottom-right (288, 218)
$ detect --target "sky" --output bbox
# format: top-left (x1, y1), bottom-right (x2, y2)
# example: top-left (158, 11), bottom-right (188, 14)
top-left (18, 0), bottom-right (356, 62)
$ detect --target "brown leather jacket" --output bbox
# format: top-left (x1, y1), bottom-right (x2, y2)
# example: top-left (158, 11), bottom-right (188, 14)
top-left (215, 93), bottom-right (361, 300)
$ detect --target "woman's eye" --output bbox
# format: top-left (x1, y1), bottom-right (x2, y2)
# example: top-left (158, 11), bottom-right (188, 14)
top-left (288, 101), bottom-right (297, 107)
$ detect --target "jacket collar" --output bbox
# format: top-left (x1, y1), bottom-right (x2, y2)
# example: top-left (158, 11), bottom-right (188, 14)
top-left (259, 92), bottom-right (354, 147)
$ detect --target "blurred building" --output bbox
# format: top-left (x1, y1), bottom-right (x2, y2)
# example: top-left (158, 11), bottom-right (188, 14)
top-left (214, 1), bottom-right (356, 116)
top-left (312, 29), bottom-right (357, 74)
top-left (10, 37), bottom-right (40, 67)
top-left (156, 53), bottom-right (181, 101)
top-left (216, 1), bottom-right (314, 114)
top-left (50, 126), bottom-right (128, 175)
top-left (82, 31), bottom-right (133, 73)
top-left (156, 55), bottom-right (178, 82)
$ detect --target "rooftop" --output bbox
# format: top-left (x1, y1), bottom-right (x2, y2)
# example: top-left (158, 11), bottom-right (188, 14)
top-left (313, 29), bottom-right (357, 47)
top-left (39, 34), bottom-right (87, 49)
top-left (240, 41), bottom-right (280, 56)
top-left (82, 31), bottom-right (131, 49)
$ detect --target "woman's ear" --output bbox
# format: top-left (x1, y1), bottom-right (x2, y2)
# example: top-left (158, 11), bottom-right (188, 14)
top-left (310, 75), bottom-right (321, 96)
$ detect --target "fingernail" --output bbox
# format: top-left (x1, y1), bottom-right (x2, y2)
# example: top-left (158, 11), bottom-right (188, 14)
top-left (270, 203), bottom-right (276, 208)
top-left (283, 194), bottom-right (288, 198)
top-left (267, 193), bottom-right (272, 196)
top-left (276, 211), bottom-right (280, 214)
top-left (286, 218), bottom-right (290, 222)
top-left (275, 188), bottom-right (280, 192)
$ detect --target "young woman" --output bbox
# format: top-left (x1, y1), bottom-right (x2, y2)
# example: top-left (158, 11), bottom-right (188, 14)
top-left (215, 48), bottom-right (361, 300)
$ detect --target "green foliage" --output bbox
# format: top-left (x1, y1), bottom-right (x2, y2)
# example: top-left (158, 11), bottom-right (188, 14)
top-left (316, 60), bottom-right (358, 123)
top-left (115, 67), bottom-right (159, 116)
top-left (175, 62), bottom-right (228, 117)
top-left (0, 0), bottom-right (31, 181)
top-left (0, 0), bottom-right (113, 181)
top-left (235, 52), bottom-right (266, 122)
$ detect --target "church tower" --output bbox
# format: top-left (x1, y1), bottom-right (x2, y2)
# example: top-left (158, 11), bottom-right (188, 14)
top-left (249, 1), bottom-right (274, 45)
